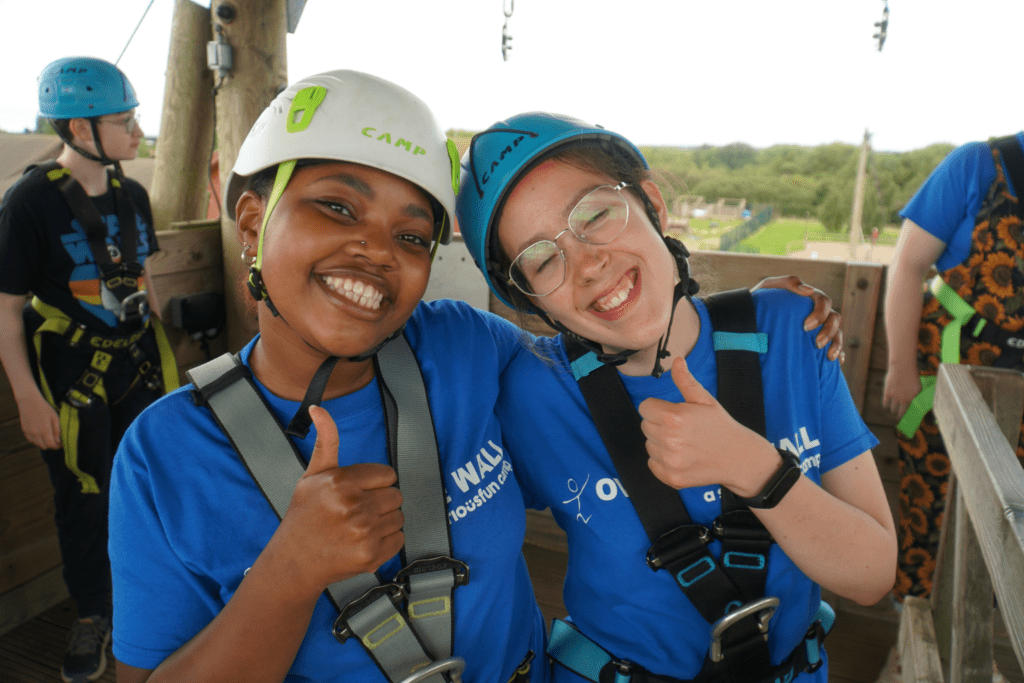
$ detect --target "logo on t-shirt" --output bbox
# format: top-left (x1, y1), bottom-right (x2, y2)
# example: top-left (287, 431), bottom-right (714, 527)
top-left (447, 440), bottom-right (514, 524)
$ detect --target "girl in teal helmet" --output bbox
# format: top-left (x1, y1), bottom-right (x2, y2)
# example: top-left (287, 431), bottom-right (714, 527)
top-left (456, 112), bottom-right (896, 683)
top-left (107, 71), bottom-right (546, 683)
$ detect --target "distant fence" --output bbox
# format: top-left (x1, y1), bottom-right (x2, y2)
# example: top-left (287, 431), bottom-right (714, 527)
top-left (719, 207), bottom-right (773, 252)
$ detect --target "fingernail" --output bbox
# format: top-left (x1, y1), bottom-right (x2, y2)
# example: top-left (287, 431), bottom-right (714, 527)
top-left (817, 337), bottom-right (825, 348)
top-left (804, 321), bottom-right (814, 331)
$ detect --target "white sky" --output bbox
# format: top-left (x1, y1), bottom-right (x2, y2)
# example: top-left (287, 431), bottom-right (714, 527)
top-left (1, 0), bottom-right (1021, 152)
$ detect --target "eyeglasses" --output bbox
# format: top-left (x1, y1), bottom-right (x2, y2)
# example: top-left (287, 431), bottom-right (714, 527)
top-left (508, 182), bottom-right (631, 297)
top-left (98, 113), bottom-right (141, 135)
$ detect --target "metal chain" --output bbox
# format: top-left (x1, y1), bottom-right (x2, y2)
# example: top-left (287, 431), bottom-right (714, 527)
top-left (502, 0), bottom-right (514, 61)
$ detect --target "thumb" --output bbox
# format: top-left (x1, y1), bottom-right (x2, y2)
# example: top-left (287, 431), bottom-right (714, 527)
top-left (670, 356), bottom-right (714, 406)
top-left (303, 405), bottom-right (340, 477)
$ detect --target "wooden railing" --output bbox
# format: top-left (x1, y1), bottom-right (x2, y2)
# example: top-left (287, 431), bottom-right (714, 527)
top-left (899, 364), bottom-right (1024, 683)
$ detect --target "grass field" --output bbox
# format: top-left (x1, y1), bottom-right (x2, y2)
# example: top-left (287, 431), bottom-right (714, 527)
top-left (678, 215), bottom-right (900, 255)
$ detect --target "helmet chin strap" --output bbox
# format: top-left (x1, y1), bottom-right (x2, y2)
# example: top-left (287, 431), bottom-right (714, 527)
top-left (534, 235), bottom-right (699, 378)
top-left (53, 118), bottom-right (120, 171)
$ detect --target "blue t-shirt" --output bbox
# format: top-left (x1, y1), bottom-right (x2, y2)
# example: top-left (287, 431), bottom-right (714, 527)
top-left (109, 300), bottom-right (547, 682)
top-left (496, 290), bottom-right (878, 682)
top-left (900, 132), bottom-right (1024, 271)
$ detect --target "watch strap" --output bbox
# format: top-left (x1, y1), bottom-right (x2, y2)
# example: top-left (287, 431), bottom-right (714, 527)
top-left (733, 449), bottom-right (802, 509)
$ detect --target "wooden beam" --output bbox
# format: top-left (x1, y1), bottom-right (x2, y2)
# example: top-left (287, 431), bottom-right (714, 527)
top-left (933, 364), bottom-right (1024, 672)
top-left (211, 0), bottom-right (288, 352)
top-left (0, 567), bottom-right (67, 638)
top-left (149, 0), bottom-right (216, 232)
top-left (839, 262), bottom-right (883, 412)
top-left (949, 484), bottom-right (994, 683)
top-left (898, 595), bottom-right (945, 683)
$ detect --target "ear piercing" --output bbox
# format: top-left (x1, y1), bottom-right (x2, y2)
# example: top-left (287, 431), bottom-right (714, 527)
top-left (241, 243), bottom-right (255, 266)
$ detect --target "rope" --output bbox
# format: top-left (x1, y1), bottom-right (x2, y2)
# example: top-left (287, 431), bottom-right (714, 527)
top-left (115, 0), bottom-right (158, 65)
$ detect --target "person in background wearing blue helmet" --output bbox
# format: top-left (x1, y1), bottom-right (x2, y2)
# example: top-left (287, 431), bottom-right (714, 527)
top-left (0, 56), bottom-right (177, 682)
top-left (108, 70), bottom-right (545, 683)
top-left (456, 113), bottom-right (897, 683)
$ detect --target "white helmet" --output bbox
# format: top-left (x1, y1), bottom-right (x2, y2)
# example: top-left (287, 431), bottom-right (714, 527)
top-left (224, 69), bottom-right (458, 248)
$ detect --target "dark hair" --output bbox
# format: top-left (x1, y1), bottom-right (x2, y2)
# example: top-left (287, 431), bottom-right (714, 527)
top-left (50, 118), bottom-right (74, 140)
top-left (491, 142), bottom-right (659, 314)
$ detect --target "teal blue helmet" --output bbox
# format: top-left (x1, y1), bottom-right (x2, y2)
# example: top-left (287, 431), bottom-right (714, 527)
top-left (38, 57), bottom-right (138, 120)
top-left (456, 112), bottom-right (649, 309)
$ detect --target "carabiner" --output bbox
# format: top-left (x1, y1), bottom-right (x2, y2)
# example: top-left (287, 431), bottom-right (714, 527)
top-left (397, 656), bottom-right (466, 683)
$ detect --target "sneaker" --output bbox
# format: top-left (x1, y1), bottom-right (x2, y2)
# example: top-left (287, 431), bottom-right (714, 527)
top-left (61, 615), bottom-right (111, 682)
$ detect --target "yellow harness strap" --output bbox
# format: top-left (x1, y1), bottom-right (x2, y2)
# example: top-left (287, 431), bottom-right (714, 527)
top-left (29, 296), bottom-right (179, 493)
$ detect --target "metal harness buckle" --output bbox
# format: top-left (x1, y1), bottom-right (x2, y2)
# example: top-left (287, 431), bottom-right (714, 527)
top-left (709, 596), bottom-right (778, 663)
top-left (394, 556), bottom-right (470, 589)
top-left (645, 525), bottom-right (710, 571)
top-left (396, 656), bottom-right (466, 683)
top-left (332, 583), bottom-right (407, 644)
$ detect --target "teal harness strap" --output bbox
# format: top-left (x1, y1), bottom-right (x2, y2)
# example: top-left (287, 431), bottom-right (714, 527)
top-left (548, 606), bottom-right (835, 683)
top-left (712, 331), bottom-right (768, 354)
top-left (547, 620), bottom-right (613, 682)
top-left (897, 277), bottom-right (980, 437)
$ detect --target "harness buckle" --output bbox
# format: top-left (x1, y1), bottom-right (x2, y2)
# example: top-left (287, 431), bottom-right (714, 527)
top-left (332, 583), bottom-right (407, 644)
top-left (65, 387), bottom-right (93, 409)
top-left (394, 556), bottom-right (470, 589)
top-left (119, 290), bottom-right (150, 324)
top-left (712, 510), bottom-right (774, 542)
top-left (709, 596), bottom-right (778, 663)
top-left (396, 656), bottom-right (466, 683)
top-left (645, 524), bottom-right (710, 571)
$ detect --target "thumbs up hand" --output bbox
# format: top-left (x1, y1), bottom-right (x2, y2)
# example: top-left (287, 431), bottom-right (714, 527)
top-left (276, 405), bottom-right (405, 593)
top-left (638, 357), bottom-right (778, 495)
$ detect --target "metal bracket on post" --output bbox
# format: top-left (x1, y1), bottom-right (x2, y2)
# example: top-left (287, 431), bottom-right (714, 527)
top-left (207, 23), bottom-right (233, 84)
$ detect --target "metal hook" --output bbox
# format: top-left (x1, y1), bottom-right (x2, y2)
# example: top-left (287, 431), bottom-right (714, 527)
top-left (501, 0), bottom-right (514, 61)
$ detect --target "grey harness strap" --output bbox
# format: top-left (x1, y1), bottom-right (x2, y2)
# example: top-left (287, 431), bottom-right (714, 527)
top-left (188, 336), bottom-right (464, 683)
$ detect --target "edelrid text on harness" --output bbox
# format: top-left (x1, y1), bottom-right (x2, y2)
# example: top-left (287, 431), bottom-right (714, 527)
top-left (897, 135), bottom-right (1024, 438)
top-left (550, 289), bottom-right (832, 683)
top-left (37, 160), bottom-right (149, 324)
top-left (27, 296), bottom-right (178, 493)
top-left (188, 337), bottom-right (533, 683)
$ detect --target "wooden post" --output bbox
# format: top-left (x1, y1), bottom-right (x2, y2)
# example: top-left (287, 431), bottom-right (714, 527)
top-left (898, 596), bottom-right (945, 683)
top-left (211, 0), bottom-right (288, 352)
top-left (149, 0), bottom-right (216, 233)
top-left (849, 129), bottom-right (870, 259)
top-left (933, 365), bottom-right (1024, 672)
top-left (839, 262), bottom-right (883, 412)
top-left (949, 484), bottom-right (994, 683)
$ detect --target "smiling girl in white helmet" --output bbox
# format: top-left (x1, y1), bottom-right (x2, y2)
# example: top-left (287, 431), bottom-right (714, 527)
top-left (108, 70), bottom-right (544, 683)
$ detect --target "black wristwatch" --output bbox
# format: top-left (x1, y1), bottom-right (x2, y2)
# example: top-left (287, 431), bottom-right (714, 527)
top-left (734, 449), bottom-right (802, 509)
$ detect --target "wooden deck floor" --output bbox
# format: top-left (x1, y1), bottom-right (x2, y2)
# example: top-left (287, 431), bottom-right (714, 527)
top-left (1, 511), bottom-right (1020, 682)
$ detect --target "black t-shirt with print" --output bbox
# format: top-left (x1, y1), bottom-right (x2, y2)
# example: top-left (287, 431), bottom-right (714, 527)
top-left (0, 163), bottom-right (158, 332)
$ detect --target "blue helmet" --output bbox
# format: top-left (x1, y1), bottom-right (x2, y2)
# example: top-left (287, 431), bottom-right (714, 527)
top-left (456, 112), bottom-right (648, 309)
top-left (38, 57), bottom-right (139, 119)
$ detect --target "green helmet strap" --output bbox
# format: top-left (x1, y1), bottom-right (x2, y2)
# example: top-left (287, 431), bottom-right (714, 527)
top-left (248, 159), bottom-right (298, 305)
